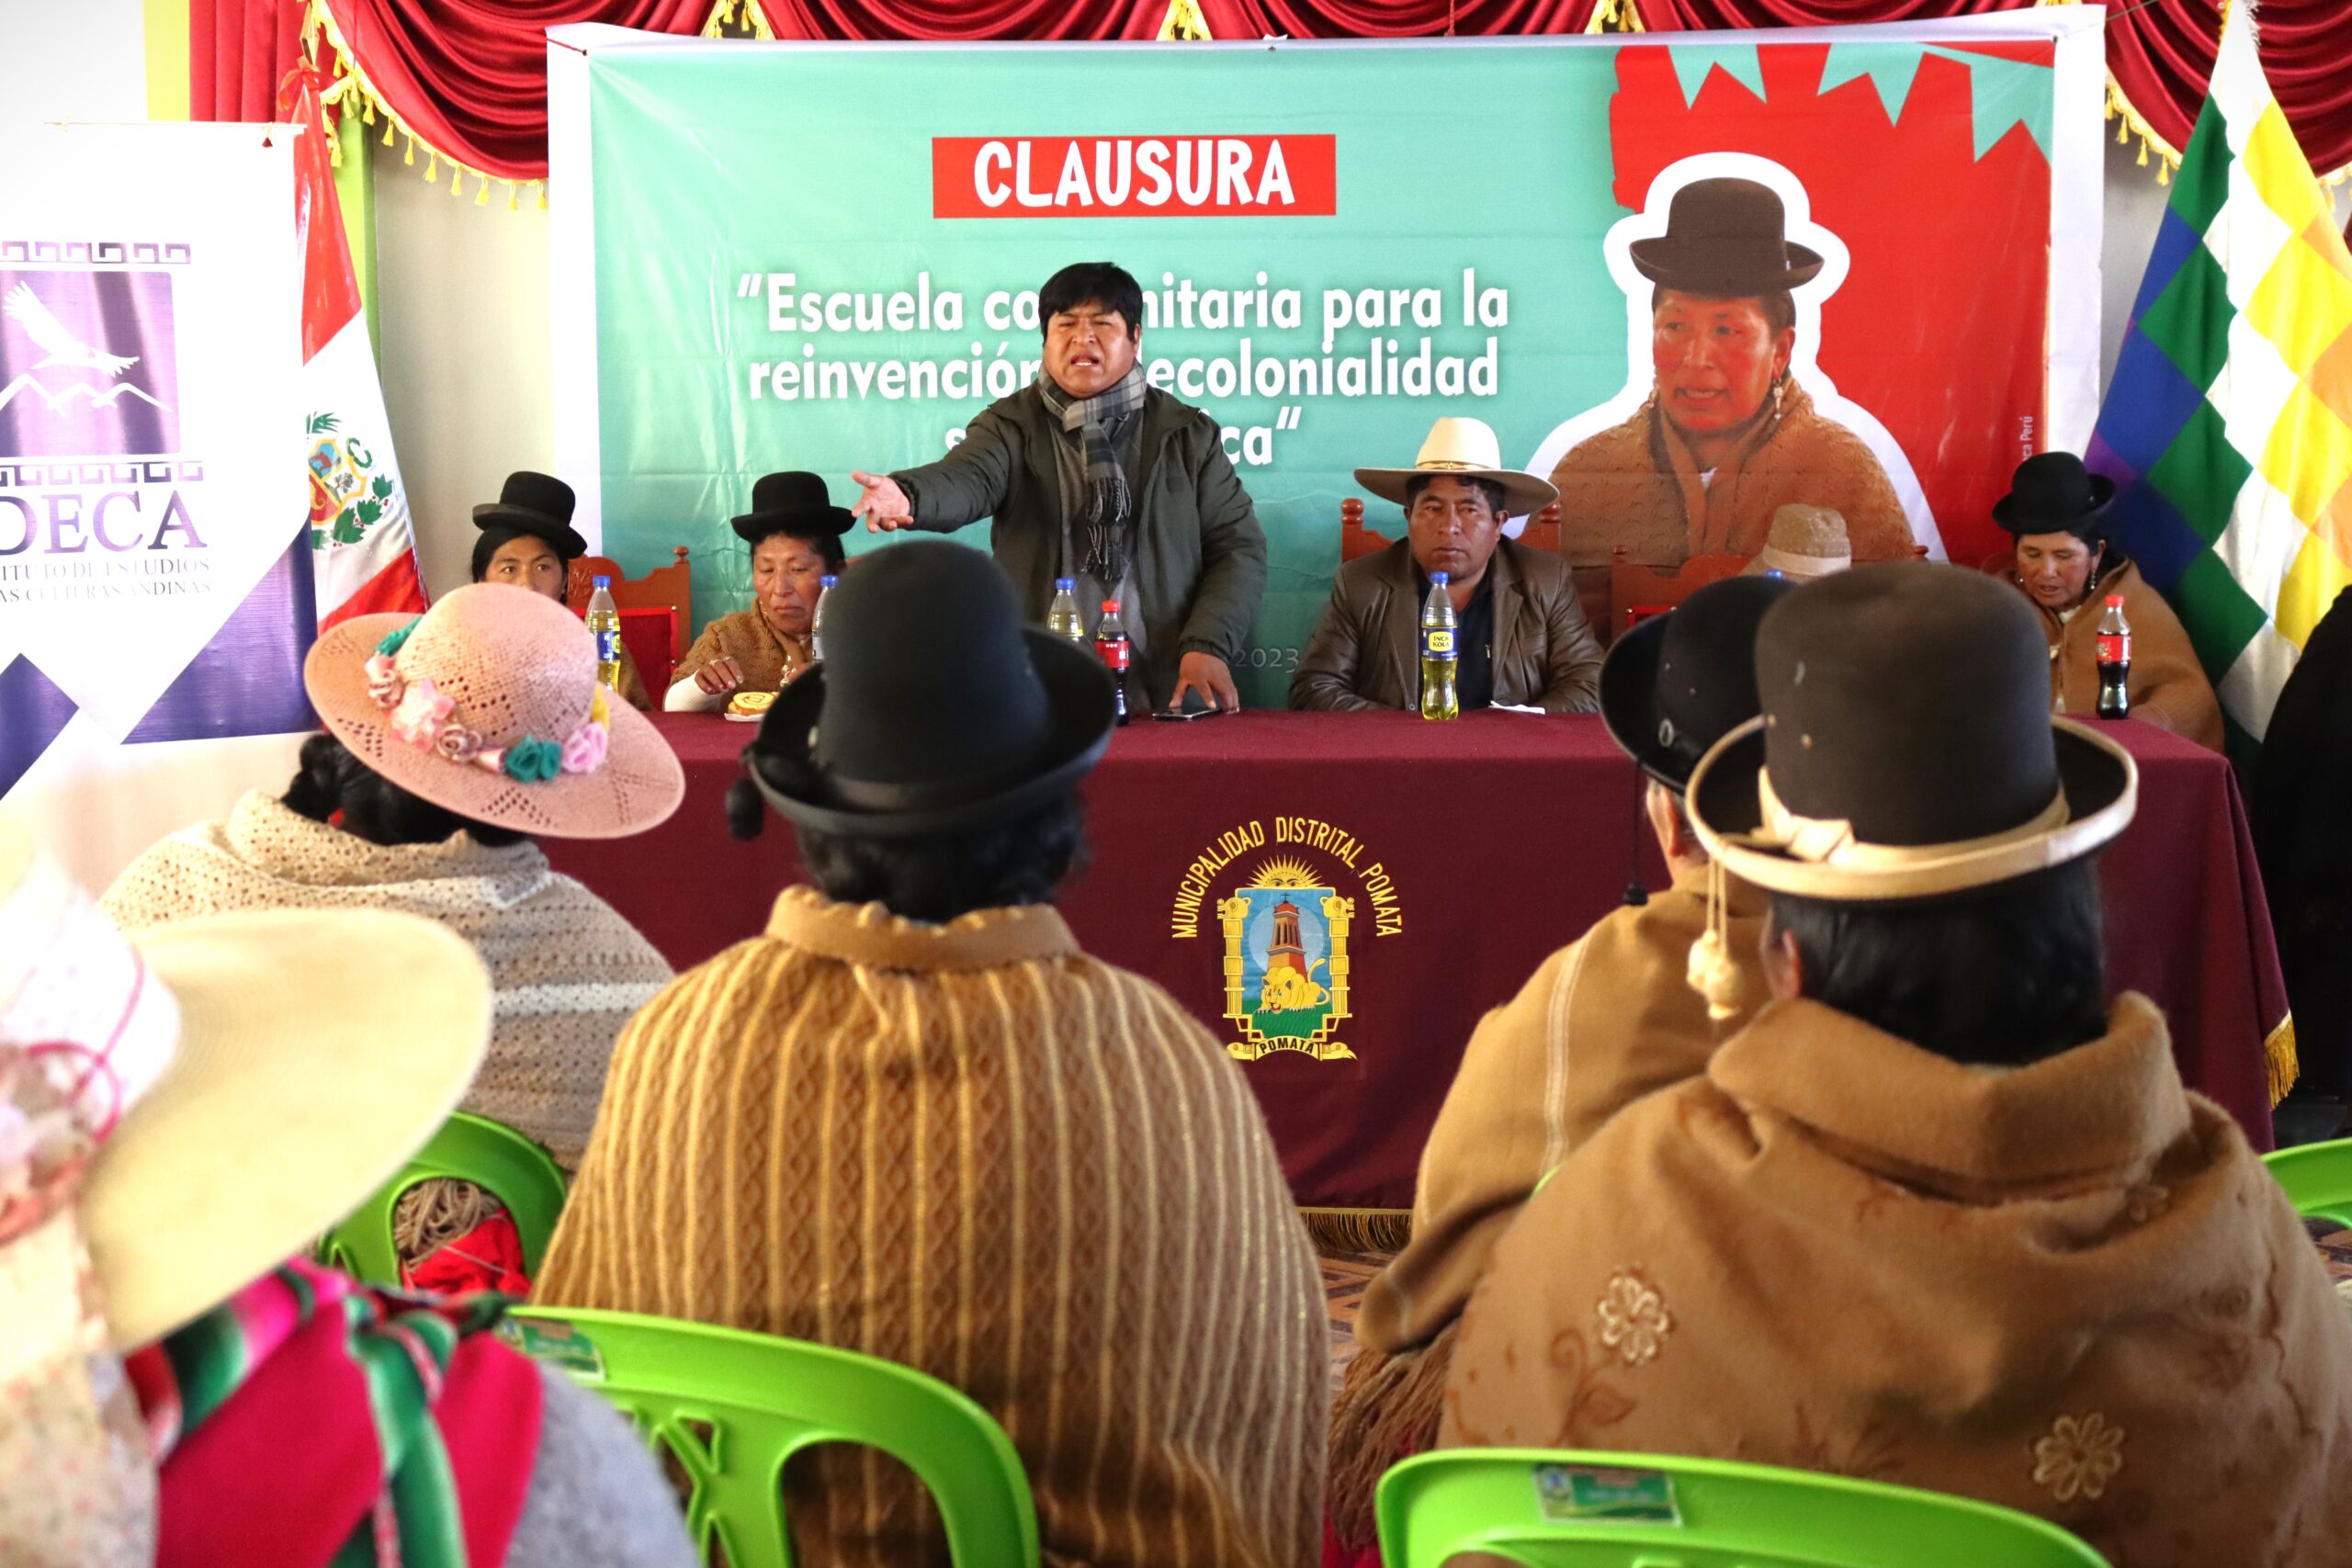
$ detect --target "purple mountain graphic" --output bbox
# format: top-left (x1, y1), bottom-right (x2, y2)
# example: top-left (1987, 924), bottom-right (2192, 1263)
top-left (0, 269), bottom-right (180, 457)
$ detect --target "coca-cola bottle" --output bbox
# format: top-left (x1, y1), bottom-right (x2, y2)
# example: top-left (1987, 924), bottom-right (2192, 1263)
top-left (1096, 597), bottom-right (1131, 727)
top-left (2096, 594), bottom-right (2132, 720)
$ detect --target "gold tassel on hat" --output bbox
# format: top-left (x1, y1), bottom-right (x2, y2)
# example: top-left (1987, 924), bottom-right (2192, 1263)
top-left (1687, 855), bottom-right (1747, 1023)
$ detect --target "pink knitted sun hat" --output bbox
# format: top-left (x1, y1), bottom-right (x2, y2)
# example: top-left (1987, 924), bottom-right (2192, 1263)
top-left (305, 582), bottom-right (684, 840)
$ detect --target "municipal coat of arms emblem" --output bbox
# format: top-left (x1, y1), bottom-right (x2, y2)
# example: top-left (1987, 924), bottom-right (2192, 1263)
top-left (1170, 816), bottom-right (1402, 1065)
top-left (1221, 858), bottom-right (1354, 1062)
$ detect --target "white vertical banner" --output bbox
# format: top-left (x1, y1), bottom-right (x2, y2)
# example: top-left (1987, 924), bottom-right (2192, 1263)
top-left (0, 120), bottom-right (304, 886)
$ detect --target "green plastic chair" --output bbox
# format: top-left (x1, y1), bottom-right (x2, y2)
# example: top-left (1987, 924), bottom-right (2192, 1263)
top-left (316, 1111), bottom-right (569, 1286)
top-left (502, 1307), bottom-right (1039, 1568)
top-left (1376, 1450), bottom-right (2110, 1567)
top-left (2264, 1136), bottom-right (2352, 1229)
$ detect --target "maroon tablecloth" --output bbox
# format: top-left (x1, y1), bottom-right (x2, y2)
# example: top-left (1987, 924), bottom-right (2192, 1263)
top-left (546, 710), bottom-right (2286, 1208)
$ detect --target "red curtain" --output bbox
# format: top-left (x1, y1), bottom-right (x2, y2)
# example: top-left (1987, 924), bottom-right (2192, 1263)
top-left (755, 0), bottom-right (1174, 38)
top-left (189, 0), bottom-right (309, 122)
top-left (1194, 0), bottom-right (1602, 34)
top-left (189, 0), bottom-right (2352, 182)
top-left (1623, 0), bottom-right (2352, 177)
top-left (319, 2), bottom-right (713, 179)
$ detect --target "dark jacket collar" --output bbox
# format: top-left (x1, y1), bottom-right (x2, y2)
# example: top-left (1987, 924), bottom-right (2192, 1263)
top-left (1374, 536), bottom-right (1532, 698)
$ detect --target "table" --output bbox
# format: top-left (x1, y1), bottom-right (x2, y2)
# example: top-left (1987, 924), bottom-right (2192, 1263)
top-left (546, 710), bottom-right (2288, 1210)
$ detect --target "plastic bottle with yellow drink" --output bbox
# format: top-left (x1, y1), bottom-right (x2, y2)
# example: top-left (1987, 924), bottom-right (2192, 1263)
top-left (1419, 570), bottom-right (1459, 721)
top-left (586, 575), bottom-right (623, 693)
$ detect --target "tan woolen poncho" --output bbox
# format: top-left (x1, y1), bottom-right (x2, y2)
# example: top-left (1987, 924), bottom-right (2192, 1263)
top-left (99, 790), bottom-right (672, 1168)
top-left (1445, 994), bottom-right (2352, 1568)
top-left (2029, 557), bottom-right (2225, 752)
top-left (537, 887), bottom-right (1327, 1568)
top-left (1327, 864), bottom-right (1770, 1543)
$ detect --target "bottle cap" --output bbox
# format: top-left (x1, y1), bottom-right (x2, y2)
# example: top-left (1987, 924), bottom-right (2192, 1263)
top-left (1430, 570), bottom-right (1450, 585)
top-left (593, 575), bottom-right (611, 588)
top-left (2105, 594), bottom-right (2125, 606)
top-left (820, 574), bottom-right (838, 588)
top-left (1102, 598), bottom-right (1120, 612)
top-left (1055, 577), bottom-right (1074, 590)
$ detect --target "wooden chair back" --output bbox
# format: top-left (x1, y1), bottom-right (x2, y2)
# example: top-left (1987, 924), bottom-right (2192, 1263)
top-left (1610, 547), bottom-right (1747, 637)
top-left (568, 547), bottom-right (693, 695)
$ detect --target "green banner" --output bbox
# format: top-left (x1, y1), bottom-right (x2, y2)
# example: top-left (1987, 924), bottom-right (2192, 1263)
top-left (560, 22), bottom-right (2096, 705)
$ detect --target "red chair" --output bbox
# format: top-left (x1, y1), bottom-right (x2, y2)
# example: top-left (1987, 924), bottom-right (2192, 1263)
top-left (567, 547), bottom-right (692, 697)
top-left (1610, 547), bottom-right (1747, 637)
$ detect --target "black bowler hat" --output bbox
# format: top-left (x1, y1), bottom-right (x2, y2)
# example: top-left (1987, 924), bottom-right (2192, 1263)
top-left (731, 471), bottom-right (856, 547)
top-left (472, 470), bottom-right (587, 558)
top-left (1686, 563), bottom-right (2137, 903)
top-left (738, 540), bottom-right (1114, 840)
top-left (1992, 451), bottom-right (2116, 542)
top-left (1629, 177), bottom-right (1825, 298)
top-left (1600, 574), bottom-right (1795, 793)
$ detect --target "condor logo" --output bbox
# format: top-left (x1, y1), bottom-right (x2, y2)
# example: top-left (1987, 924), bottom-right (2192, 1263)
top-left (933, 136), bottom-right (1336, 219)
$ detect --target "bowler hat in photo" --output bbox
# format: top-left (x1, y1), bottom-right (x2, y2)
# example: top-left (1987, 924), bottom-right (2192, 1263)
top-left (1992, 451), bottom-right (2116, 540)
top-left (1686, 562), bottom-right (2137, 902)
top-left (1601, 574), bottom-right (1795, 793)
top-left (471, 469), bottom-right (587, 558)
top-left (741, 539), bottom-right (1114, 839)
top-left (730, 470), bottom-right (858, 546)
top-left (1629, 177), bottom-right (1826, 297)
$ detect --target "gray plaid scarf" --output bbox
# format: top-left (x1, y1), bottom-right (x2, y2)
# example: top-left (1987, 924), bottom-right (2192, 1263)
top-left (1038, 364), bottom-right (1147, 584)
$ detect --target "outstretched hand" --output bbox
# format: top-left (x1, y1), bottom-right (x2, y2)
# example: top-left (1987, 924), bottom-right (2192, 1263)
top-left (850, 470), bottom-right (913, 533)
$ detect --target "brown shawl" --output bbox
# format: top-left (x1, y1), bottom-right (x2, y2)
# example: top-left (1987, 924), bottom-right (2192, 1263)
top-left (2024, 557), bottom-right (2224, 752)
top-left (537, 888), bottom-right (1326, 1568)
top-left (1444, 993), bottom-right (2352, 1568)
top-left (1551, 380), bottom-right (1915, 569)
top-left (1327, 863), bottom-right (1769, 1543)
top-left (673, 607), bottom-right (810, 695)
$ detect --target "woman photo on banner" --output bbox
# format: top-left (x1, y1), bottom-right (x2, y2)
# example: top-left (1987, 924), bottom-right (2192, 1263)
top-left (1532, 156), bottom-right (1937, 603)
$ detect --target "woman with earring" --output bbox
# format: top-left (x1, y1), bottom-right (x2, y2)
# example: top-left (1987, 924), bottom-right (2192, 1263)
top-left (1552, 179), bottom-right (1915, 596)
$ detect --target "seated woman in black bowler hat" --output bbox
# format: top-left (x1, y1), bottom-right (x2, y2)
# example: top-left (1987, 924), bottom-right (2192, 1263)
top-left (664, 471), bottom-right (852, 712)
top-left (1993, 450), bottom-right (2222, 751)
top-left (539, 540), bottom-right (1329, 1568)
top-left (471, 470), bottom-right (653, 710)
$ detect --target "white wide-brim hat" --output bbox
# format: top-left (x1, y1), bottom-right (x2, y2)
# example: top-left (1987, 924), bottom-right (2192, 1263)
top-left (1355, 416), bottom-right (1558, 516)
top-left (0, 823), bottom-right (494, 1348)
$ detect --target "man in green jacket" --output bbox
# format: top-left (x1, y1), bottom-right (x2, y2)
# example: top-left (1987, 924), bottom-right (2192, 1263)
top-left (850, 262), bottom-right (1269, 713)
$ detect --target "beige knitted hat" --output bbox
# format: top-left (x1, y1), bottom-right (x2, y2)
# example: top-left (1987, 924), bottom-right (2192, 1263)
top-left (1741, 503), bottom-right (1853, 582)
top-left (306, 583), bottom-right (684, 840)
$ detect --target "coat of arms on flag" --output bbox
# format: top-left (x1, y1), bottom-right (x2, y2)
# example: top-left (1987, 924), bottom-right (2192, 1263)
top-left (287, 67), bottom-right (426, 630)
top-left (2090, 0), bottom-right (2352, 754)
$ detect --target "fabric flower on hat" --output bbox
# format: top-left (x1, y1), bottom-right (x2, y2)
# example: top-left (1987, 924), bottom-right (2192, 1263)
top-left (502, 737), bottom-right (561, 783)
top-left (389, 679), bottom-right (454, 748)
top-left (363, 653), bottom-right (404, 710)
top-left (434, 725), bottom-right (482, 764)
top-left (560, 720), bottom-right (608, 776)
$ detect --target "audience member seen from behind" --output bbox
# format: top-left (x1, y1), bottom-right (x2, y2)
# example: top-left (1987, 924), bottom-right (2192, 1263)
top-left (666, 470), bottom-right (851, 712)
top-left (0, 824), bottom-right (694, 1568)
top-left (1323, 575), bottom-right (1788, 1557)
top-left (470, 468), bottom-right (652, 709)
top-left (849, 261), bottom-right (1268, 715)
top-left (1444, 564), bottom-right (2352, 1564)
top-left (1291, 417), bottom-right (1604, 714)
top-left (101, 584), bottom-right (684, 1292)
top-left (538, 540), bottom-right (1326, 1568)
top-left (1995, 451), bottom-right (2222, 750)
top-left (2254, 584), bottom-right (2352, 1111)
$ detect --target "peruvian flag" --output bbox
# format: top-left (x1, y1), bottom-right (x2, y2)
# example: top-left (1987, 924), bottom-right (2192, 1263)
top-left (286, 68), bottom-right (426, 629)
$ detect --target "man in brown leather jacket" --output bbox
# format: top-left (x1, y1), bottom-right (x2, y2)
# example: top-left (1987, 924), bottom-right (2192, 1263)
top-left (1291, 417), bottom-right (1604, 713)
